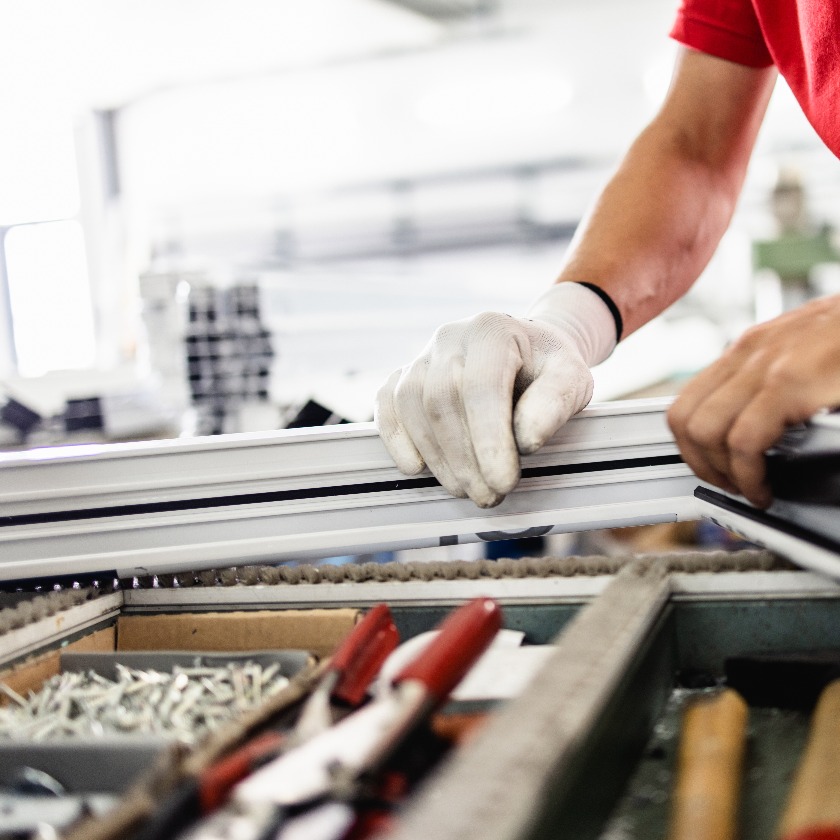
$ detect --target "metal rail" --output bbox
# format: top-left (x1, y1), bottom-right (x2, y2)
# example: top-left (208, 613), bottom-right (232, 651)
top-left (0, 398), bottom-right (700, 582)
top-left (695, 487), bottom-right (840, 582)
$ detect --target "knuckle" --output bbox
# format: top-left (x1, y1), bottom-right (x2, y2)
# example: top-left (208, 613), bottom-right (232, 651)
top-left (763, 358), bottom-right (802, 391)
top-left (667, 402), bottom-right (689, 434)
top-left (432, 321), bottom-right (463, 346)
top-left (731, 322), bottom-right (769, 352)
top-left (375, 370), bottom-right (401, 403)
top-left (471, 311), bottom-right (522, 343)
top-left (433, 311), bottom-right (507, 345)
top-left (726, 426), bottom-right (761, 458)
top-left (684, 414), bottom-right (721, 448)
top-left (471, 310), bottom-right (506, 329)
top-left (391, 371), bottom-right (417, 401)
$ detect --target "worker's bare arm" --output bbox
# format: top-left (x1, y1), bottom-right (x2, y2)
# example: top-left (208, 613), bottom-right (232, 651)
top-left (375, 49), bottom-right (778, 508)
top-left (556, 47), bottom-right (777, 334)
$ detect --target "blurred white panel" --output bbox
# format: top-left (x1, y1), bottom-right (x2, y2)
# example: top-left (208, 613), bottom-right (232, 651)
top-left (5, 222), bottom-right (96, 377)
top-left (263, 243), bottom-right (565, 410)
top-left (115, 0), bottom-right (682, 231)
top-left (0, 109), bottom-right (79, 225)
top-left (415, 66), bottom-right (573, 129)
top-left (0, 0), bottom-right (441, 111)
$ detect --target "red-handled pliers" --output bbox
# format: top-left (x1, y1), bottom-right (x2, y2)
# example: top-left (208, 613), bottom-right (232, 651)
top-left (233, 597), bottom-right (502, 810)
top-left (291, 603), bottom-right (400, 744)
top-left (174, 599), bottom-right (502, 840)
top-left (142, 604), bottom-right (400, 840)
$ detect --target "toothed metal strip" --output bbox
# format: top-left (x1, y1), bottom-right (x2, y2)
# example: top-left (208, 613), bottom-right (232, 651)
top-left (121, 550), bottom-right (787, 611)
top-left (0, 591), bottom-right (123, 667)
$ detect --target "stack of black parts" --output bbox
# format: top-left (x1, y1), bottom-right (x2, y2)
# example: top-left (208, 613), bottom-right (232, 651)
top-left (185, 284), bottom-right (274, 435)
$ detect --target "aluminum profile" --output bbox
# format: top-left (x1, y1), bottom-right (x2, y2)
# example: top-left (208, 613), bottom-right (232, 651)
top-left (0, 398), bottom-right (700, 583)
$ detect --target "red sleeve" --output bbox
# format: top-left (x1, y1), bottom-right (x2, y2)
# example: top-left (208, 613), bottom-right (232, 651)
top-left (670, 0), bottom-right (773, 68)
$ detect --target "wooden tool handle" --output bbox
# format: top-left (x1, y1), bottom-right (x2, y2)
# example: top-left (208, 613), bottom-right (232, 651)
top-left (667, 688), bottom-right (749, 840)
top-left (777, 679), bottom-right (840, 840)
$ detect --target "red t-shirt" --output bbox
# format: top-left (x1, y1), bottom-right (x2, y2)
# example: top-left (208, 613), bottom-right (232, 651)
top-left (671, 0), bottom-right (840, 157)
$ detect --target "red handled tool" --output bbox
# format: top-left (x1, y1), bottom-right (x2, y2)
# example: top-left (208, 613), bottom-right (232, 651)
top-left (232, 597), bottom-right (502, 810)
top-left (141, 605), bottom-right (399, 840)
top-left (292, 603), bottom-right (399, 744)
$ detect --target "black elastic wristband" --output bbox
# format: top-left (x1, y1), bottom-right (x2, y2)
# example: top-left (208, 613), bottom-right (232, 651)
top-left (574, 282), bottom-right (623, 343)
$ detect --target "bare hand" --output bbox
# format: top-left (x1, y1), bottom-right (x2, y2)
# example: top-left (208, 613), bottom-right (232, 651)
top-left (667, 294), bottom-right (840, 507)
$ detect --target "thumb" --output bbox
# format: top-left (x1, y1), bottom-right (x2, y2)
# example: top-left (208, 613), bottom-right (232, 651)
top-left (512, 357), bottom-right (594, 455)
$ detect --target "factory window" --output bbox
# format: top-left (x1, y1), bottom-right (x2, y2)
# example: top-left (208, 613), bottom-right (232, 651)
top-left (4, 221), bottom-right (96, 377)
top-left (0, 109), bottom-right (79, 225)
top-left (0, 104), bottom-right (94, 378)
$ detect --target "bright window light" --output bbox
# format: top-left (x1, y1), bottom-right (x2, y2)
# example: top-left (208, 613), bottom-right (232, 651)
top-left (0, 107), bottom-right (79, 225)
top-left (5, 221), bottom-right (96, 377)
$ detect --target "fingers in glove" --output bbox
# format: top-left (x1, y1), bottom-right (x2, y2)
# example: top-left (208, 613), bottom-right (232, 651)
top-left (375, 368), bottom-right (426, 476)
top-left (376, 365), bottom-right (469, 499)
top-left (421, 341), bottom-right (505, 508)
top-left (512, 354), bottom-right (594, 456)
top-left (460, 317), bottom-right (530, 498)
top-left (396, 383), bottom-right (470, 501)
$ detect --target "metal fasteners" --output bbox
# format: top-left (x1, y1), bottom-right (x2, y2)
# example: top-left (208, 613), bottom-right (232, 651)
top-left (0, 661), bottom-right (290, 745)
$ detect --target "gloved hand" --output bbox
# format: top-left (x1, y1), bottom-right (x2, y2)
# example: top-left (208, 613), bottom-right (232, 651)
top-left (375, 282), bottom-right (618, 508)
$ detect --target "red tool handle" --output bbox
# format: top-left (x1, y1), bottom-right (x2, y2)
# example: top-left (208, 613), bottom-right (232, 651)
top-left (199, 730), bottom-right (286, 813)
top-left (782, 831), bottom-right (840, 840)
top-left (331, 604), bottom-right (400, 707)
top-left (394, 598), bottom-right (502, 705)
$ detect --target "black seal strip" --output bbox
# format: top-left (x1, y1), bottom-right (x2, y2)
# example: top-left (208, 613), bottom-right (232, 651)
top-left (0, 454), bottom-right (682, 529)
top-left (695, 486), bottom-right (840, 556)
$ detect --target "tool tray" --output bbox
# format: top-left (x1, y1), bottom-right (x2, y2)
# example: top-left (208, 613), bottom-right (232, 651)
top-left (1, 550), bottom-right (839, 840)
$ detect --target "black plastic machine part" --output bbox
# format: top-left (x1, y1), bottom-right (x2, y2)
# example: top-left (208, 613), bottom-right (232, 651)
top-left (766, 413), bottom-right (840, 504)
top-left (0, 395), bottom-right (41, 437)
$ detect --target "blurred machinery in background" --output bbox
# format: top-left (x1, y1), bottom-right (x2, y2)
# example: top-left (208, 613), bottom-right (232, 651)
top-left (185, 283), bottom-right (275, 435)
top-left (753, 166), bottom-right (840, 312)
top-left (139, 272), bottom-right (275, 437)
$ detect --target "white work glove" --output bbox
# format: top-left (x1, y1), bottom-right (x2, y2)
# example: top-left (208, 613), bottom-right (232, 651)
top-left (375, 282), bottom-right (618, 508)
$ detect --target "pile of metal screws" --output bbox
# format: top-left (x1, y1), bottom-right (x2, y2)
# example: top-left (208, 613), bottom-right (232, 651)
top-left (0, 662), bottom-right (290, 744)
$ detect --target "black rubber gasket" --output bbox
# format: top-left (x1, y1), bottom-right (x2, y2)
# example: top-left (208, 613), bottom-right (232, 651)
top-left (695, 486), bottom-right (840, 556)
top-left (0, 454), bottom-right (682, 529)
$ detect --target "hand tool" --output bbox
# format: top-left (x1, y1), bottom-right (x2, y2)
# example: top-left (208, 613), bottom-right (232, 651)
top-left (666, 688), bottom-right (749, 840)
top-left (135, 604), bottom-right (398, 840)
top-left (776, 679), bottom-right (840, 840)
top-left (230, 597), bottom-right (502, 827)
top-left (291, 603), bottom-right (399, 744)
